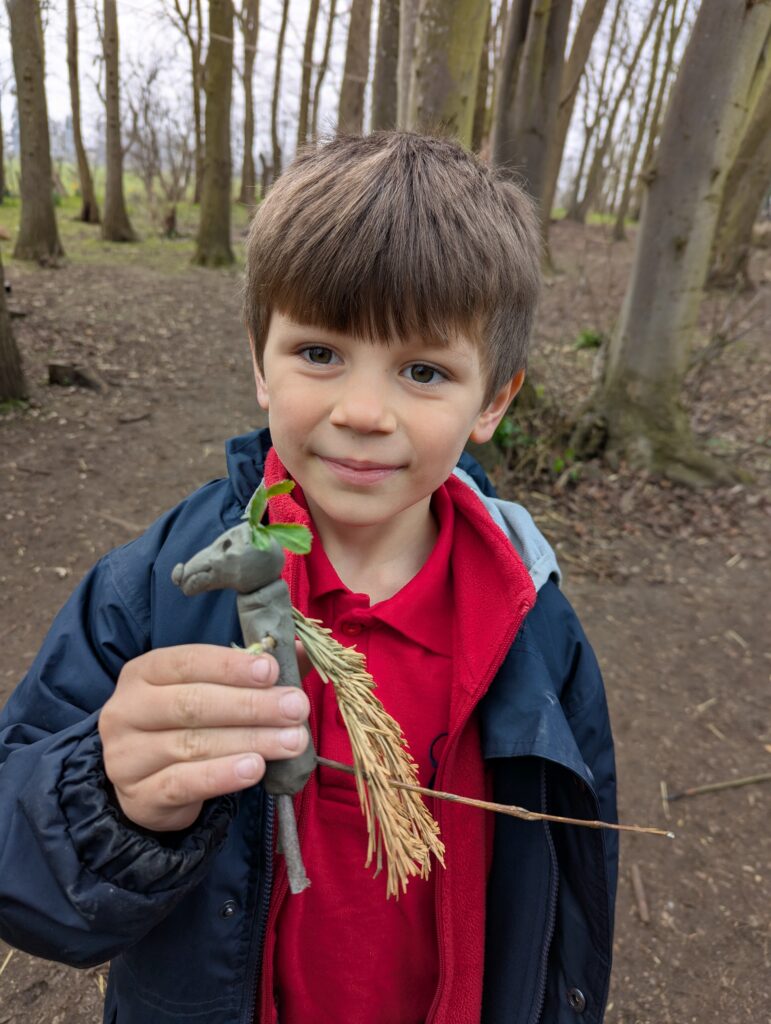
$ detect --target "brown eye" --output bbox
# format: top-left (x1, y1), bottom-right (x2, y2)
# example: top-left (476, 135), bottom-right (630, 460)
top-left (407, 364), bottom-right (441, 385)
top-left (304, 346), bottom-right (334, 364)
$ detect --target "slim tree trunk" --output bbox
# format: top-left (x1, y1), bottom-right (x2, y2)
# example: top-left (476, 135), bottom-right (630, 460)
top-left (338, 0), bottom-right (373, 133)
top-left (297, 0), bottom-right (320, 146)
top-left (7, 0), bottom-right (63, 262)
top-left (613, 1), bottom-right (667, 240)
top-left (271, 0), bottom-right (290, 178)
top-left (587, 0), bottom-right (771, 485)
top-left (471, 2), bottom-right (491, 152)
top-left (0, 254), bottom-right (25, 401)
top-left (573, 0), bottom-right (663, 223)
top-left (708, 63), bottom-right (771, 289)
top-left (194, 0), bottom-right (234, 265)
top-left (169, 0), bottom-right (205, 203)
top-left (407, 0), bottom-right (489, 146)
top-left (397, 0), bottom-right (418, 127)
top-left (102, 0), bottom-right (137, 241)
top-left (371, 0), bottom-right (399, 130)
top-left (67, 0), bottom-right (99, 223)
top-left (541, 0), bottom-right (608, 225)
top-left (0, 90), bottom-right (5, 203)
top-left (310, 0), bottom-right (336, 140)
top-left (490, 0), bottom-right (531, 165)
top-left (236, 0), bottom-right (259, 206)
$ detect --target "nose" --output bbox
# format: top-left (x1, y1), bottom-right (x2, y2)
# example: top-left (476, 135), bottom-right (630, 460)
top-left (328, 374), bottom-right (397, 434)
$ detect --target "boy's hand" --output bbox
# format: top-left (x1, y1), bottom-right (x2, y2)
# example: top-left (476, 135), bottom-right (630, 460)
top-left (99, 644), bottom-right (311, 832)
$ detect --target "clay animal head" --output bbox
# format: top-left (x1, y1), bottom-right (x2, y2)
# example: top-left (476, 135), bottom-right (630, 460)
top-left (172, 522), bottom-right (285, 596)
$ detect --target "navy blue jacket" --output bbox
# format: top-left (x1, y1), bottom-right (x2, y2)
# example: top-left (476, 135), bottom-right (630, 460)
top-left (0, 429), bottom-right (617, 1024)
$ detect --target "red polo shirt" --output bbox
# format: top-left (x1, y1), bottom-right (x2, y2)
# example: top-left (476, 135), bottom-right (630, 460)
top-left (259, 448), bottom-right (537, 1024)
top-left (261, 483), bottom-right (455, 1024)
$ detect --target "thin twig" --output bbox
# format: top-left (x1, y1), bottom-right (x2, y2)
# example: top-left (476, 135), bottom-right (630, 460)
top-left (0, 948), bottom-right (14, 978)
top-left (276, 794), bottom-right (310, 894)
top-left (666, 772), bottom-right (771, 802)
top-left (630, 862), bottom-right (650, 923)
top-left (317, 756), bottom-right (673, 838)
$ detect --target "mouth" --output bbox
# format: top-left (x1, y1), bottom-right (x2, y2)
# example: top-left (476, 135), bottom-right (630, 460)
top-left (319, 456), bottom-right (403, 485)
top-left (172, 562), bottom-right (214, 596)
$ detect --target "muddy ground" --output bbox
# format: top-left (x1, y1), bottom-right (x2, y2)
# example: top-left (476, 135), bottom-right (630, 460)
top-left (0, 218), bottom-right (768, 1023)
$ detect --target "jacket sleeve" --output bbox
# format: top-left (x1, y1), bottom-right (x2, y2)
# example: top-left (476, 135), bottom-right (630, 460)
top-left (0, 526), bottom-right (235, 967)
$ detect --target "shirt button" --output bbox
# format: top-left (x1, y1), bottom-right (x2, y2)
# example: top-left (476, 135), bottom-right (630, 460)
top-left (340, 621), bottom-right (363, 637)
top-left (566, 988), bottom-right (586, 1013)
top-left (219, 900), bottom-right (238, 919)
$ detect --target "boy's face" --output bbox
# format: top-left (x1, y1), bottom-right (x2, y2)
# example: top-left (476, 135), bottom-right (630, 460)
top-left (253, 313), bottom-right (522, 539)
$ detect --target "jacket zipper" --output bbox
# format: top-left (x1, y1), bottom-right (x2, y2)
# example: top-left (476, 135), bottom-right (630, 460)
top-left (243, 792), bottom-right (275, 1024)
top-left (527, 763), bottom-right (560, 1024)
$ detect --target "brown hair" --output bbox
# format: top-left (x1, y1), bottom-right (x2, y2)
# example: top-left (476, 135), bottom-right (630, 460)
top-left (243, 131), bottom-right (541, 404)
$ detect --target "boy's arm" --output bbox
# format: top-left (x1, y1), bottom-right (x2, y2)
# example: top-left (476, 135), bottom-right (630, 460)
top-left (0, 554), bottom-right (234, 966)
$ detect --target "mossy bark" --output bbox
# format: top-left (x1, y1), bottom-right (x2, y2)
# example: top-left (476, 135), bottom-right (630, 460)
top-left (101, 0), bottom-right (137, 242)
top-left (0, 256), bottom-right (25, 401)
top-left (8, 0), bottom-right (64, 263)
top-left (194, 0), bottom-right (234, 267)
top-left (586, 0), bottom-right (771, 486)
top-left (338, 0), bottom-right (373, 133)
top-left (407, 0), bottom-right (489, 146)
top-left (371, 0), bottom-right (399, 131)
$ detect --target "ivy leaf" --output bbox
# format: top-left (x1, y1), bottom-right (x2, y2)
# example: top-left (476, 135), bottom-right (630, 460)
top-left (265, 523), bottom-right (313, 555)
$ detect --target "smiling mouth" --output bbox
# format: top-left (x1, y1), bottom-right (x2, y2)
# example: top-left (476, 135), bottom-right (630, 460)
top-left (319, 456), bottom-right (403, 484)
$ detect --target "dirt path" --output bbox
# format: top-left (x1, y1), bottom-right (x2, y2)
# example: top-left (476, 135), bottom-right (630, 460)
top-left (1, 224), bottom-right (768, 1023)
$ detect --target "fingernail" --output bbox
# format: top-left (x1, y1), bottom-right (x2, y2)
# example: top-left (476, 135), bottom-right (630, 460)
top-left (279, 691), bottom-right (305, 720)
top-left (251, 658), bottom-right (270, 683)
top-left (236, 756), bottom-right (262, 780)
top-left (280, 727), bottom-right (302, 750)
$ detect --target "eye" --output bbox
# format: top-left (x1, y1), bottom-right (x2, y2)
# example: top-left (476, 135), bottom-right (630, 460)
top-left (404, 363), bottom-right (445, 385)
top-left (222, 538), bottom-right (232, 550)
top-left (300, 345), bottom-right (338, 365)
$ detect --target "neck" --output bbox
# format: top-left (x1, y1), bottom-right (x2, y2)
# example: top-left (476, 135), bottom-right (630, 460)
top-left (306, 496), bottom-right (438, 604)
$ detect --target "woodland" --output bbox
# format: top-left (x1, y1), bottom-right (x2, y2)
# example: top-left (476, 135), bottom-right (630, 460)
top-left (0, 0), bottom-right (769, 1022)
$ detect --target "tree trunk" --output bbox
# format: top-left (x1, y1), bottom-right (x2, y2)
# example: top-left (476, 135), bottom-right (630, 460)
top-left (588, 0), bottom-right (771, 485)
top-left (271, 0), bottom-right (290, 178)
top-left (708, 65), bottom-right (771, 289)
top-left (237, 0), bottom-right (258, 206)
top-left (102, 0), bottom-right (137, 241)
top-left (397, 0), bottom-right (418, 127)
top-left (490, 0), bottom-right (531, 166)
top-left (371, 0), bottom-right (399, 130)
top-left (310, 0), bottom-right (336, 140)
top-left (573, 0), bottom-right (662, 223)
top-left (297, 0), bottom-right (320, 146)
top-left (8, 0), bottom-right (63, 263)
top-left (407, 0), bottom-right (489, 146)
top-left (194, 0), bottom-right (234, 265)
top-left (67, 0), bottom-right (99, 223)
top-left (471, 2), bottom-right (491, 152)
top-left (0, 90), bottom-right (5, 203)
top-left (541, 0), bottom-right (608, 225)
top-left (0, 254), bottom-right (25, 401)
top-left (634, 0), bottom-right (685, 218)
top-left (509, 0), bottom-right (573, 224)
top-left (338, 0), bottom-right (373, 133)
top-left (613, 0), bottom-right (667, 241)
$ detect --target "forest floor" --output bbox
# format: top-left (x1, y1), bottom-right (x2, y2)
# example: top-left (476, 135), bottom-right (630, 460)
top-left (0, 209), bottom-right (769, 1024)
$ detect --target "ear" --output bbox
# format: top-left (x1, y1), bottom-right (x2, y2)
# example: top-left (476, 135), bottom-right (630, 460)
top-left (249, 335), bottom-right (270, 411)
top-left (468, 370), bottom-right (525, 444)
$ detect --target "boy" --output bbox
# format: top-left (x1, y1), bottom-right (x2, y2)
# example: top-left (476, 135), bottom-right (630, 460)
top-left (0, 132), bottom-right (617, 1023)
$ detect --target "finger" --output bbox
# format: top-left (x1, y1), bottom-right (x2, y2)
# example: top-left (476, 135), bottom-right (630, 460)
top-left (122, 679), bottom-right (310, 732)
top-left (120, 753), bottom-right (270, 832)
top-left (131, 644), bottom-right (281, 690)
top-left (109, 723), bottom-right (311, 783)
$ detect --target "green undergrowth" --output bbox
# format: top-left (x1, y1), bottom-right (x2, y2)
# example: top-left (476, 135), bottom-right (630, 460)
top-left (0, 184), bottom-right (254, 275)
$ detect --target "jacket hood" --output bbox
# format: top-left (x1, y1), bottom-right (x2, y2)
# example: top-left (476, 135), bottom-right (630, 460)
top-left (224, 428), bottom-right (560, 593)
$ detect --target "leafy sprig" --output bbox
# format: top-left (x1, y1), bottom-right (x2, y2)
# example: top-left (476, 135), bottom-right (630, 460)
top-left (243, 479), bottom-right (312, 555)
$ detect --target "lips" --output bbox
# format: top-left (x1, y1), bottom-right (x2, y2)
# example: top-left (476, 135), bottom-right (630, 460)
top-left (319, 455), bottom-right (403, 485)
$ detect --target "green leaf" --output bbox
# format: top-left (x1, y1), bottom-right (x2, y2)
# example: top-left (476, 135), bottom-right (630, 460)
top-left (249, 523), bottom-right (274, 550)
top-left (245, 484), bottom-right (268, 528)
top-left (265, 523), bottom-right (313, 555)
top-left (265, 479), bottom-right (295, 499)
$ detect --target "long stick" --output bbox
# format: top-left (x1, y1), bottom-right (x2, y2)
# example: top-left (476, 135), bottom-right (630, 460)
top-left (666, 771), bottom-right (771, 802)
top-left (316, 756), bottom-right (674, 838)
